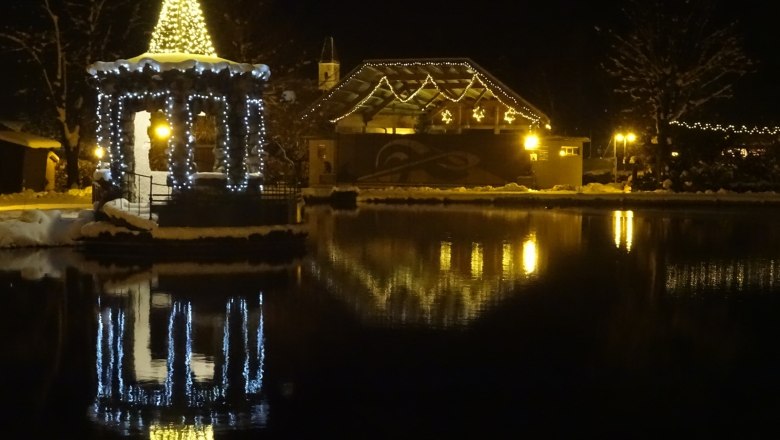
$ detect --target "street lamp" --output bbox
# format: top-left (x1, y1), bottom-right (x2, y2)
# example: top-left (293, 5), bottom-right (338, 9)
top-left (615, 132), bottom-right (636, 165)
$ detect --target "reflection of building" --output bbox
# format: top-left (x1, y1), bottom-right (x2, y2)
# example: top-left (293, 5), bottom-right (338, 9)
top-left (307, 206), bottom-right (582, 327)
top-left (91, 278), bottom-right (267, 434)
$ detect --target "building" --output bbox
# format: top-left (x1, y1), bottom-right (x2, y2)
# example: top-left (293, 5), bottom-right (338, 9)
top-left (302, 53), bottom-right (586, 189)
top-left (0, 130), bottom-right (60, 194)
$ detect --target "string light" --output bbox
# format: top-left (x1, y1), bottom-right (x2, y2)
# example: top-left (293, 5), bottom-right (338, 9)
top-left (148, 0), bottom-right (217, 57)
top-left (472, 106), bottom-right (485, 122)
top-left (504, 108), bottom-right (516, 124)
top-left (302, 60), bottom-right (546, 127)
top-left (441, 109), bottom-right (453, 124)
top-left (670, 120), bottom-right (780, 136)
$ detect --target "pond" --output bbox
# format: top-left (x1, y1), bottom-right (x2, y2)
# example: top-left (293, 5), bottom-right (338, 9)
top-left (3, 204), bottom-right (780, 438)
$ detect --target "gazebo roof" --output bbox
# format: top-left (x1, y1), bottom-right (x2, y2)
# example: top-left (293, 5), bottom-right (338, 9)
top-left (87, 52), bottom-right (270, 79)
top-left (302, 58), bottom-right (551, 128)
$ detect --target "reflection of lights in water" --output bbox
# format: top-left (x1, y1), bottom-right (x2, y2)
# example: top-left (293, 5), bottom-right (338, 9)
top-left (149, 424), bottom-right (213, 440)
top-left (502, 241), bottom-right (512, 280)
top-left (471, 242), bottom-right (483, 279)
top-left (666, 259), bottom-right (780, 294)
top-left (440, 241), bottom-right (452, 271)
top-left (522, 234), bottom-right (538, 275)
top-left (613, 210), bottom-right (634, 252)
top-left (92, 290), bottom-right (267, 434)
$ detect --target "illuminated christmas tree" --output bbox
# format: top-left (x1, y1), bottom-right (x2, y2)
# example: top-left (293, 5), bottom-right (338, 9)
top-left (148, 0), bottom-right (217, 56)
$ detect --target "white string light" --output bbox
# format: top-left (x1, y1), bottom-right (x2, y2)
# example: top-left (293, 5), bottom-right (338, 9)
top-left (302, 60), bottom-right (545, 126)
top-left (671, 120), bottom-right (780, 135)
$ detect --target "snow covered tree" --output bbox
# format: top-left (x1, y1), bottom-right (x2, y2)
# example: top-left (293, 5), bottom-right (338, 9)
top-left (601, 0), bottom-right (753, 183)
top-left (0, 0), bottom-right (151, 188)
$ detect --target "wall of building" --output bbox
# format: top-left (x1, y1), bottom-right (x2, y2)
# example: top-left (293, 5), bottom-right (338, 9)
top-left (309, 133), bottom-right (532, 186)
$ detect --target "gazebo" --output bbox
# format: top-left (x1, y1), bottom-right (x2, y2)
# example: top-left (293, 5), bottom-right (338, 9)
top-left (87, 0), bottom-right (293, 226)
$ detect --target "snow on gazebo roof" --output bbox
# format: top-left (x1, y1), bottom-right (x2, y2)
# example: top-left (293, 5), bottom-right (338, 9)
top-left (87, 52), bottom-right (270, 78)
top-left (87, 0), bottom-right (269, 78)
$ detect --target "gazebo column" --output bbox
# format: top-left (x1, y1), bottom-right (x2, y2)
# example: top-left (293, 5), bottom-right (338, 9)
top-left (167, 90), bottom-right (192, 190)
top-left (225, 93), bottom-right (249, 191)
top-left (244, 97), bottom-right (264, 178)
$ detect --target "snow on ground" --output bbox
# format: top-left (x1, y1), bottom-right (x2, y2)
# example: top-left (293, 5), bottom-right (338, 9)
top-left (3, 183), bottom-right (780, 249)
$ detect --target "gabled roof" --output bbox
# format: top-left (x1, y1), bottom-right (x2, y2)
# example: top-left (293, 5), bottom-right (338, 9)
top-left (302, 57), bottom-right (550, 128)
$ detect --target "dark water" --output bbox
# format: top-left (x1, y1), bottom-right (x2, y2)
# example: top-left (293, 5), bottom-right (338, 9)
top-left (3, 204), bottom-right (780, 438)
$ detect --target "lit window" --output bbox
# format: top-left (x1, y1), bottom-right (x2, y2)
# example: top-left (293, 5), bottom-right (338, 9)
top-left (559, 146), bottom-right (579, 156)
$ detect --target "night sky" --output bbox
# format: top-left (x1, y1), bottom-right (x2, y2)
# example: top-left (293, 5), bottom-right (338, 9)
top-left (1, 0), bottom-right (778, 141)
top-left (278, 0), bottom-right (780, 136)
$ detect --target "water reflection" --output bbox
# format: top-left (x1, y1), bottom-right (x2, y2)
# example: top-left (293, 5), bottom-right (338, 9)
top-left (306, 205), bottom-right (580, 327)
top-left (613, 210), bottom-right (634, 252)
top-left (84, 259), bottom-right (292, 436)
top-left (6, 206), bottom-right (780, 437)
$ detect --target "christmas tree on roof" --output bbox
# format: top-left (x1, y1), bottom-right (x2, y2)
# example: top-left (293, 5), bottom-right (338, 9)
top-left (148, 0), bottom-right (217, 57)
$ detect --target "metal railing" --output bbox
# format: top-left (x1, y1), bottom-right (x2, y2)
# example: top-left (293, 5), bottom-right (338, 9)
top-left (93, 171), bottom-right (301, 222)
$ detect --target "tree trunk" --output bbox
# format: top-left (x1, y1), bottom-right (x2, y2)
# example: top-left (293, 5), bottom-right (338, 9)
top-left (65, 146), bottom-right (80, 188)
top-left (655, 118), bottom-right (670, 185)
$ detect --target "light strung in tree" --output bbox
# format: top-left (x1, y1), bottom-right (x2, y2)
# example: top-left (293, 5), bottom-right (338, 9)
top-left (670, 120), bottom-right (780, 136)
top-left (149, 0), bottom-right (217, 56)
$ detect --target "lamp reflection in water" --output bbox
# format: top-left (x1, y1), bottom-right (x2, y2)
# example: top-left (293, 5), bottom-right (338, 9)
top-left (471, 242), bottom-right (484, 279)
top-left (92, 282), bottom-right (267, 436)
top-left (440, 241), bottom-right (452, 272)
top-left (613, 210), bottom-right (634, 252)
top-left (522, 233), bottom-right (538, 275)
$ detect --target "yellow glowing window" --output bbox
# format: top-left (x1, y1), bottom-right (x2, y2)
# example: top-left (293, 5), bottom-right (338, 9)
top-left (559, 146), bottom-right (579, 156)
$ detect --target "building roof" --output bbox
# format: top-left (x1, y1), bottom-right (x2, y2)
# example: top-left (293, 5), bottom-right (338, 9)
top-left (0, 131), bottom-right (61, 149)
top-left (302, 58), bottom-right (551, 128)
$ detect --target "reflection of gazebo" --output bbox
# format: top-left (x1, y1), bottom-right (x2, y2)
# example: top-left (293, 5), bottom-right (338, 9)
top-left (86, 0), bottom-right (294, 227)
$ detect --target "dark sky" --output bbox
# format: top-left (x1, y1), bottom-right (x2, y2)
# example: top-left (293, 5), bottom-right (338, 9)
top-left (276, 0), bottom-right (780, 138)
top-left (1, 0), bottom-right (778, 143)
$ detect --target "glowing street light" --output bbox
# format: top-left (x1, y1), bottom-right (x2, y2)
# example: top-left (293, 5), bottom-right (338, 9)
top-left (615, 132), bottom-right (636, 165)
top-left (613, 131), bottom-right (636, 182)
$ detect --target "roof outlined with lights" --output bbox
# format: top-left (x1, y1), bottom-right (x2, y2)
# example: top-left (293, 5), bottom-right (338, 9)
top-left (303, 58), bottom-right (550, 128)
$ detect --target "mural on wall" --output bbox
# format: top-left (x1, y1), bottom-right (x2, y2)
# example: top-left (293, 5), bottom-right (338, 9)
top-left (336, 134), bottom-right (530, 185)
top-left (361, 139), bottom-right (480, 182)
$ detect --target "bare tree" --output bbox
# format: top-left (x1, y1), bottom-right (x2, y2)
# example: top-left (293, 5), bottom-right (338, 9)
top-left (212, 0), bottom-right (327, 184)
top-left (601, 0), bottom-right (753, 182)
top-left (0, 0), bottom-right (150, 188)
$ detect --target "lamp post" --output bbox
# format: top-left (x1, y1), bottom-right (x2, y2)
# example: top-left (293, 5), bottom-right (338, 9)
top-left (614, 132), bottom-right (636, 181)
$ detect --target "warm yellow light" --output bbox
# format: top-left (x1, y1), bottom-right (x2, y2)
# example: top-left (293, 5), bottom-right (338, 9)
top-left (613, 210), bottom-right (634, 252)
top-left (522, 234), bottom-right (538, 275)
top-left (148, 0), bottom-right (218, 56)
top-left (504, 108), bottom-right (516, 124)
top-left (154, 124), bottom-right (172, 140)
top-left (94, 146), bottom-right (105, 159)
top-left (524, 134), bottom-right (539, 150)
top-left (472, 106), bottom-right (485, 122)
top-left (441, 109), bottom-right (453, 125)
top-left (440, 241), bottom-right (452, 271)
top-left (671, 151), bottom-right (680, 157)
top-left (616, 132), bottom-right (636, 143)
top-left (559, 149), bottom-right (566, 157)
top-left (149, 424), bottom-right (214, 440)
top-left (471, 242), bottom-right (483, 279)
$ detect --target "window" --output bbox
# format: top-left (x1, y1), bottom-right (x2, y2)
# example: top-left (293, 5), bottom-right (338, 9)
top-left (559, 146), bottom-right (579, 156)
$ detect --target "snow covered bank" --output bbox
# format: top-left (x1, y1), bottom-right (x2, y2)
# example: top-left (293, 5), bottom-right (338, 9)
top-left (0, 209), bottom-right (95, 248)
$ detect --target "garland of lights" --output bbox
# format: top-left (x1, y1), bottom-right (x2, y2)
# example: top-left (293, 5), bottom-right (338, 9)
top-left (302, 61), bottom-right (546, 127)
top-left (670, 120), bottom-right (780, 135)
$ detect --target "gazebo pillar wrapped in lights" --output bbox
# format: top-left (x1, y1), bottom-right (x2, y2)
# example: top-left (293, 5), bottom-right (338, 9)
top-left (87, 0), bottom-right (270, 198)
